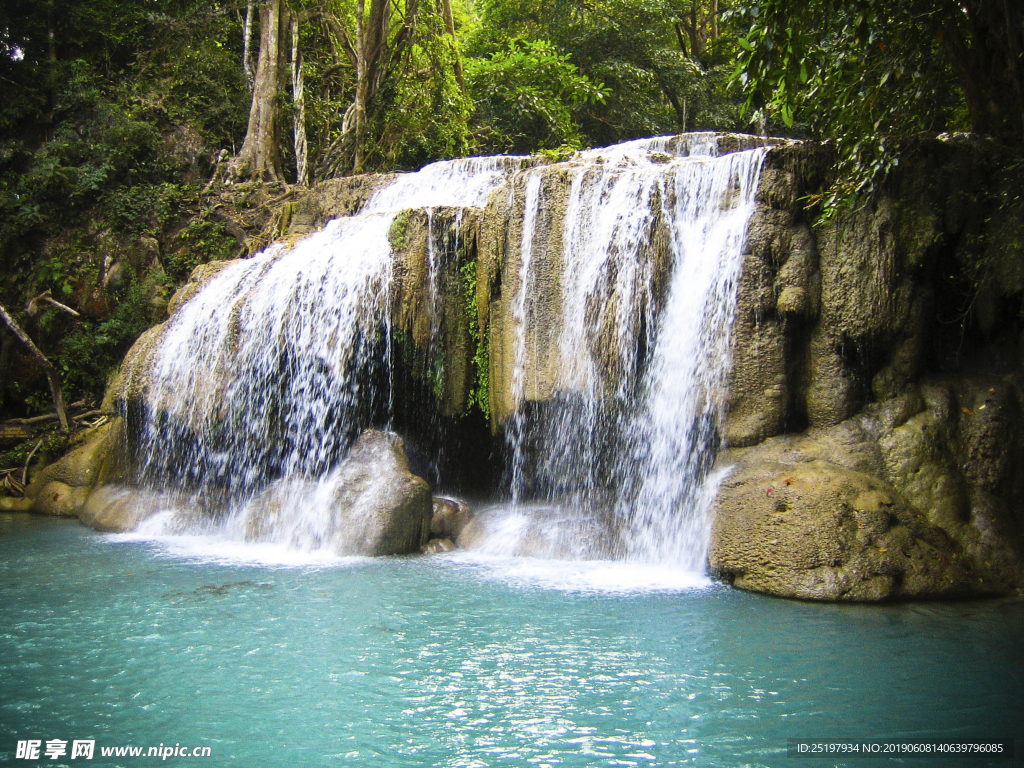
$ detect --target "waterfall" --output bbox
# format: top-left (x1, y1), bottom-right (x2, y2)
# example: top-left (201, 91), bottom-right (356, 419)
top-left (620, 149), bottom-right (765, 568)
top-left (498, 138), bottom-right (766, 568)
top-left (508, 171), bottom-right (543, 502)
top-left (129, 156), bottom-right (520, 546)
top-left (125, 135), bottom-right (766, 569)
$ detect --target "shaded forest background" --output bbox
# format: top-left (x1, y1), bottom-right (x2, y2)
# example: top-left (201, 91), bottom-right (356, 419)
top-left (0, 0), bottom-right (1020, 458)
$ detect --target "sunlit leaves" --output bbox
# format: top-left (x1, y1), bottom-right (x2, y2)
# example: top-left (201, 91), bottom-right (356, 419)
top-left (466, 39), bottom-right (609, 153)
top-left (732, 0), bottom-right (973, 211)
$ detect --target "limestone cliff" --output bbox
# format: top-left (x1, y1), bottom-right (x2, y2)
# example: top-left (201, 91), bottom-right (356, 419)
top-left (710, 136), bottom-right (1024, 599)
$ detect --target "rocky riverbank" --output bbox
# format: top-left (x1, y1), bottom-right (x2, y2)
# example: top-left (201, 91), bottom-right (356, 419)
top-left (7, 133), bottom-right (1023, 601)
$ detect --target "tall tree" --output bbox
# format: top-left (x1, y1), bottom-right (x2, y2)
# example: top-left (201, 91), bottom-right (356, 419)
top-left (316, 0), bottom-right (468, 176)
top-left (230, 0), bottom-right (291, 182)
top-left (465, 0), bottom-right (744, 148)
top-left (291, 14), bottom-right (309, 185)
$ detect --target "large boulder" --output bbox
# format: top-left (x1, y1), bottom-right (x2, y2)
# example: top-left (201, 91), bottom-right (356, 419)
top-left (710, 379), bottom-right (1024, 600)
top-left (77, 485), bottom-right (164, 533)
top-left (710, 454), bottom-right (978, 601)
top-left (25, 418), bottom-right (127, 517)
top-left (244, 430), bottom-right (432, 556)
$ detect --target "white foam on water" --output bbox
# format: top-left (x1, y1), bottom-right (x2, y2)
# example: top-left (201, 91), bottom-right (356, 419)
top-left (446, 551), bottom-right (712, 594)
top-left (111, 524), bottom-right (369, 569)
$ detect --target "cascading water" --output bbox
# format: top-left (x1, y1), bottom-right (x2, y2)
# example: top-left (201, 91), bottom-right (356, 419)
top-left (124, 134), bottom-right (765, 572)
top-left (507, 172), bottom-right (543, 503)
top-left (128, 156), bottom-right (516, 548)
top-left (490, 136), bottom-right (766, 569)
top-left (619, 149), bottom-right (765, 568)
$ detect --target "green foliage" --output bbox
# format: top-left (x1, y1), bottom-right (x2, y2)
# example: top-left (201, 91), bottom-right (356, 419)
top-left (172, 219), bottom-right (238, 279)
top-left (466, 0), bottom-right (749, 149)
top-left (732, 0), bottom-right (1023, 212)
top-left (0, 429), bottom-right (70, 478)
top-left (466, 40), bottom-right (608, 154)
top-left (105, 183), bottom-right (188, 236)
top-left (389, 210), bottom-right (413, 252)
top-left (460, 258), bottom-right (489, 417)
top-left (46, 277), bottom-right (154, 407)
top-left (372, 0), bottom-right (473, 170)
top-left (0, 1), bottom-right (253, 416)
top-left (161, 41), bottom-right (249, 148)
top-left (0, 72), bottom-right (164, 248)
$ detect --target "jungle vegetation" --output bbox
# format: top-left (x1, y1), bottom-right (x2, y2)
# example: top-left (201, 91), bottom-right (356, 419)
top-left (0, 0), bottom-right (1019, 426)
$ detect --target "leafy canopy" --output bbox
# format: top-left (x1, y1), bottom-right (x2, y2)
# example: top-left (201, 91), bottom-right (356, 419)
top-left (733, 0), bottom-right (1024, 208)
top-left (466, 39), bottom-right (609, 154)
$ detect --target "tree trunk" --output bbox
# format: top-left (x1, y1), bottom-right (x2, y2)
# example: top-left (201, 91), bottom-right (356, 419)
top-left (688, 6), bottom-right (701, 61)
top-left (243, 0), bottom-right (256, 91)
top-left (291, 16), bottom-right (308, 185)
top-left (230, 0), bottom-right (289, 182)
top-left (354, 0), bottom-right (368, 173)
top-left (440, 0), bottom-right (465, 92)
top-left (673, 21), bottom-right (689, 56)
top-left (317, 0), bottom-right (451, 177)
top-left (44, 1), bottom-right (58, 127)
top-left (0, 330), bottom-right (12, 413)
top-left (0, 304), bottom-right (69, 433)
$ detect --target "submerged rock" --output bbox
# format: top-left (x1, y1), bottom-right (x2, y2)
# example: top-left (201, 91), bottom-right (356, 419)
top-left (422, 537), bottom-right (457, 554)
top-left (244, 430), bottom-right (432, 556)
top-left (430, 496), bottom-right (474, 540)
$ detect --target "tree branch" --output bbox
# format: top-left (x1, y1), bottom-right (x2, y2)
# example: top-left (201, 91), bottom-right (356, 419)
top-left (26, 290), bottom-right (80, 318)
top-left (0, 303), bottom-right (70, 432)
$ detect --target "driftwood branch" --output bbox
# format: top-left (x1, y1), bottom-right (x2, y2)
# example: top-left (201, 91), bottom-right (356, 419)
top-left (0, 303), bottom-right (70, 432)
top-left (26, 290), bottom-right (80, 318)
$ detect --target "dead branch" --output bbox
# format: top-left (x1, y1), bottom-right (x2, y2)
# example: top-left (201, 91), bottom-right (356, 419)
top-left (22, 438), bottom-right (43, 486)
top-left (27, 290), bottom-right (80, 318)
top-left (0, 303), bottom-right (70, 432)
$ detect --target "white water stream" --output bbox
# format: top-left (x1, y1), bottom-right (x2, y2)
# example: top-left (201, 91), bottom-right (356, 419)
top-left (132, 156), bottom-right (516, 549)
top-left (497, 137), bottom-right (765, 568)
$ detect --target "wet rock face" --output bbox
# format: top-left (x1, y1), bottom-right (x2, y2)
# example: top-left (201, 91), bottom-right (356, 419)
top-left (711, 136), bottom-right (1024, 600)
top-left (77, 486), bottom-right (164, 533)
top-left (710, 377), bottom-right (1024, 600)
top-left (244, 430), bottom-right (433, 557)
top-left (430, 496), bottom-right (474, 540)
top-left (711, 451), bottom-right (979, 601)
top-left (725, 136), bottom-right (1024, 446)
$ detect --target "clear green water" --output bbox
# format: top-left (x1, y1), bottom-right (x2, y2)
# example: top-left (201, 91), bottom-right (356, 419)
top-left (1, 513), bottom-right (1022, 767)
